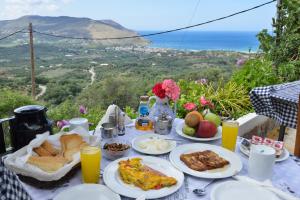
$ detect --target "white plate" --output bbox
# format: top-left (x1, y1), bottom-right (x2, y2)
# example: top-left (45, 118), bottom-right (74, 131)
top-left (103, 156), bottom-right (184, 199)
top-left (54, 184), bottom-right (121, 200)
top-left (239, 142), bottom-right (289, 162)
top-left (132, 133), bottom-right (177, 155)
top-left (169, 143), bottom-right (242, 179)
top-left (211, 180), bottom-right (280, 200)
top-left (175, 120), bottom-right (222, 141)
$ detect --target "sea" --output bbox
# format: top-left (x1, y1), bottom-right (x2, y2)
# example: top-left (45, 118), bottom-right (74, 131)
top-left (138, 31), bottom-right (260, 52)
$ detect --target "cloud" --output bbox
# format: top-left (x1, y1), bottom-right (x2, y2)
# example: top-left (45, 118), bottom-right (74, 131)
top-left (1, 0), bottom-right (72, 19)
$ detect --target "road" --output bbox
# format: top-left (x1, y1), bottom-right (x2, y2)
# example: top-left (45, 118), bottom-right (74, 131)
top-left (35, 85), bottom-right (47, 99)
top-left (89, 66), bottom-right (95, 85)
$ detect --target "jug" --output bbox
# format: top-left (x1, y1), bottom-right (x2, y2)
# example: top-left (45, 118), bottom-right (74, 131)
top-left (149, 96), bottom-right (176, 121)
top-left (0, 105), bottom-right (53, 153)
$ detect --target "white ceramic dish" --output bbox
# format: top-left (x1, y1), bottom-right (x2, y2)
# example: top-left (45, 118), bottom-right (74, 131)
top-left (210, 180), bottom-right (280, 200)
top-left (103, 156), bottom-right (184, 199)
top-left (169, 143), bottom-right (242, 179)
top-left (132, 133), bottom-right (177, 155)
top-left (175, 120), bottom-right (222, 142)
top-left (54, 184), bottom-right (121, 200)
top-left (239, 141), bottom-right (289, 162)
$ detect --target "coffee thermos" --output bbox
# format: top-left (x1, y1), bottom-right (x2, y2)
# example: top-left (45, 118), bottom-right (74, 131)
top-left (0, 105), bottom-right (53, 152)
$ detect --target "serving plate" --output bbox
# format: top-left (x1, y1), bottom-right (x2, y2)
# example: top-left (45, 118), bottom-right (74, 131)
top-left (103, 156), bottom-right (184, 199)
top-left (175, 120), bottom-right (222, 142)
top-left (210, 181), bottom-right (280, 200)
top-left (239, 140), bottom-right (289, 162)
top-left (169, 143), bottom-right (242, 179)
top-left (132, 133), bottom-right (176, 155)
top-left (54, 184), bottom-right (121, 200)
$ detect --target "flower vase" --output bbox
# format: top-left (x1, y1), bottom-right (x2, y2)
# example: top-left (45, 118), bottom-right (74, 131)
top-left (149, 96), bottom-right (176, 121)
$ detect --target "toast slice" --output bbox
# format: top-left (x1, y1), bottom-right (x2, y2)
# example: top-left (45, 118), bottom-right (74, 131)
top-left (41, 140), bottom-right (59, 156)
top-left (33, 146), bottom-right (52, 157)
top-left (60, 134), bottom-right (87, 162)
top-left (27, 156), bottom-right (68, 172)
top-left (180, 150), bottom-right (229, 171)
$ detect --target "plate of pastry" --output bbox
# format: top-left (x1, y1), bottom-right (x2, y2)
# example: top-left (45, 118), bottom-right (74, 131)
top-left (103, 156), bottom-right (184, 199)
top-left (132, 134), bottom-right (177, 155)
top-left (169, 143), bottom-right (242, 179)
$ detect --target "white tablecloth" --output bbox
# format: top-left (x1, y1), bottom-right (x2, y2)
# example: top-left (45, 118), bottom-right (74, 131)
top-left (21, 119), bottom-right (300, 200)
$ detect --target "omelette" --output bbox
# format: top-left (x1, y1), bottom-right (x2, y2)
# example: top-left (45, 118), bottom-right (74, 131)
top-left (118, 158), bottom-right (177, 190)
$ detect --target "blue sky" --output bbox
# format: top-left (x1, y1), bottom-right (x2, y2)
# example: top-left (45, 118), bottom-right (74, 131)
top-left (0, 0), bottom-right (276, 31)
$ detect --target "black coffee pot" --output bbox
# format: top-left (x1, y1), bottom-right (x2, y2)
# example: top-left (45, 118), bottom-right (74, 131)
top-left (0, 105), bottom-right (53, 153)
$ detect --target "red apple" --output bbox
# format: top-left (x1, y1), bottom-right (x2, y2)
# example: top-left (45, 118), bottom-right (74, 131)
top-left (196, 120), bottom-right (217, 138)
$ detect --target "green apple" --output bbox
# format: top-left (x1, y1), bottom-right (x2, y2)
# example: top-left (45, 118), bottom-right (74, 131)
top-left (204, 112), bottom-right (221, 127)
top-left (182, 123), bottom-right (196, 136)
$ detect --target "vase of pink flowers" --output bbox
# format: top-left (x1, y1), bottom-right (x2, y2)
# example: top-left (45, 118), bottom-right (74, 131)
top-left (149, 79), bottom-right (180, 121)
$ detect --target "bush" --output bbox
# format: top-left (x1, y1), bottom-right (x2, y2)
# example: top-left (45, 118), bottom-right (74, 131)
top-left (0, 88), bottom-right (38, 118)
top-left (230, 58), bottom-right (279, 92)
top-left (47, 99), bottom-right (105, 131)
top-left (176, 79), bottom-right (252, 119)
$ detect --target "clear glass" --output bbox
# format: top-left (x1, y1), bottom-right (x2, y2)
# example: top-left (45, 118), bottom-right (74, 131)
top-left (222, 120), bottom-right (239, 151)
top-left (80, 145), bottom-right (101, 183)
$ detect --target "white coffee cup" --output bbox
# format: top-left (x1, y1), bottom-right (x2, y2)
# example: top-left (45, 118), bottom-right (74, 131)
top-left (248, 144), bottom-right (276, 181)
top-left (61, 118), bottom-right (89, 134)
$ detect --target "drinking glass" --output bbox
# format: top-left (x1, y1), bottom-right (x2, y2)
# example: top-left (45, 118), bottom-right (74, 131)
top-left (222, 120), bottom-right (239, 151)
top-left (80, 145), bottom-right (101, 183)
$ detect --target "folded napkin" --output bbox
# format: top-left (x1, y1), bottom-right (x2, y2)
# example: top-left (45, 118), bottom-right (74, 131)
top-left (97, 104), bottom-right (133, 127)
top-left (233, 175), bottom-right (299, 200)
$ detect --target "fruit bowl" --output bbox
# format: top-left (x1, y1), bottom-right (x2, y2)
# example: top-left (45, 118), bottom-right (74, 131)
top-left (176, 120), bottom-right (222, 141)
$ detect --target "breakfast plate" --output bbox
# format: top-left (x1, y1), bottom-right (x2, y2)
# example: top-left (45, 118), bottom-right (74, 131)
top-left (103, 156), bottom-right (184, 199)
top-left (54, 184), bottom-right (121, 200)
top-left (239, 140), bottom-right (289, 162)
top-left (132, 133), bottom-right (177, 155)
top-left (210, 180), bottom-right (280, 200)
top-left (169, 143), bottom-right (242, 179)
top-left (176, 120), bottom-right (222, 141)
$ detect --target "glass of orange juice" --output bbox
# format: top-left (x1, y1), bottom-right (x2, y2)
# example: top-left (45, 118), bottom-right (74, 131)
top-left (80, 145), bottom-right (101, 183)
top-left (222, 120), bottom-right (239, 151)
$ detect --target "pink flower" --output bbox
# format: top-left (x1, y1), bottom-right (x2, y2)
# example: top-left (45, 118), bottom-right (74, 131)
top-left (199, 96), bottom-right (214, 109)
top-left (236, 58), bottom-right (246, 66)
top-left (162, 79), bottom-right (180, 101)
top-left (200, 78), bottom-right (208, 85)
top-left (57, 120), bottom-right (69, 129)
top-left (79, 105), bottom-right (87, 114)
top-left (184, 102), bottom-right (197, 111)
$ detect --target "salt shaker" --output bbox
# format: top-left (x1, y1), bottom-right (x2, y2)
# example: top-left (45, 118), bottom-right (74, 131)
top-left (118, 112), bottom-right (126, 136)
top-left (154, 113), bottom-right (173, 135)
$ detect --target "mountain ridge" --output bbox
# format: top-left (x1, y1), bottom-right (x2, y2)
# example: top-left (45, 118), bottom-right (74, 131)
top-left (0, 15), bottom-right (148, 46)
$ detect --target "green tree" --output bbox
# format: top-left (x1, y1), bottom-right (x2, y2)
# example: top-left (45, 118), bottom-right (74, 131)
top-left (257, 0), bottom-right (300, 80)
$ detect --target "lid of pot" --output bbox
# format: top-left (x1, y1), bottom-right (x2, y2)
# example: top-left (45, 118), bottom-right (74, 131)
top-left (14, 105), bottom-right (45, 115)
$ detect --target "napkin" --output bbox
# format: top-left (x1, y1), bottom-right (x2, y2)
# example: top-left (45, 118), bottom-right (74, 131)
top-left (233, 175), bottom-right (299, 200)
top-left (97, 104), bottom-right (133, 127)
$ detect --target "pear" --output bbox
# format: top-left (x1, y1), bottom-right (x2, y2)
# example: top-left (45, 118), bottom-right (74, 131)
top-left (204, 112), bottom-right (221, 127)
top-left (182, 123), bottom-right (196, 136)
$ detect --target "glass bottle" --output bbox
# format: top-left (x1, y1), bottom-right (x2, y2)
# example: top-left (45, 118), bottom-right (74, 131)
top-left (135, 96), bottom-right (153, 131)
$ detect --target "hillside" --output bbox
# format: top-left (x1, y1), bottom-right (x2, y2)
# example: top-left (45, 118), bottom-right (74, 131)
top-left (0, 15), bottom-right (148, 46)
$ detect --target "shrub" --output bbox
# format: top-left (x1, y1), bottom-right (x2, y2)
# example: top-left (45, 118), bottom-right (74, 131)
top-left (176, 79), bottom-right (252, 119)
top-left (0, 88), bottom-right (38, 118)
top-left (230, 58), bottom-right (279, 92)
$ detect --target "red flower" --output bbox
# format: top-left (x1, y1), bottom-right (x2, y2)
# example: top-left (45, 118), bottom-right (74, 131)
top-left (152, 83), bottom-right (166, 99)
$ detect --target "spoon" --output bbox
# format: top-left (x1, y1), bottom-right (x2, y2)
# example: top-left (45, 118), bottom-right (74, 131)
top-left (193, 180), bottom-right (216, 196)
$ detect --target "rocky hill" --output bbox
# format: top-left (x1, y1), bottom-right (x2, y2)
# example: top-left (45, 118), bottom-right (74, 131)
top-left (0, 15), bottom-right (148, 46)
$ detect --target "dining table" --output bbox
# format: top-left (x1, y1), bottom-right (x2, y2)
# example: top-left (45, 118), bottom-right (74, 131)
top-left (6, 118), bottom-right (300, 200)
